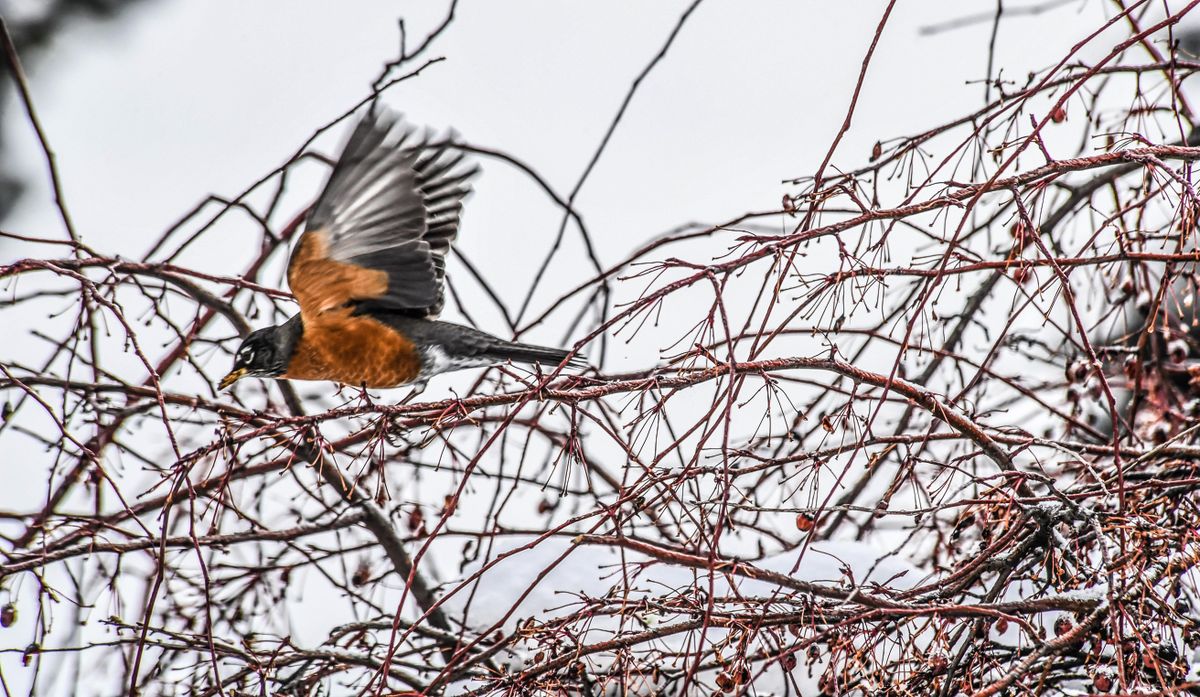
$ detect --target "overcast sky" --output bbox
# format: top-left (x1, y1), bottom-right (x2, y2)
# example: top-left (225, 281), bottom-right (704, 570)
top-left (4, 1), bottom-right (1122, 281)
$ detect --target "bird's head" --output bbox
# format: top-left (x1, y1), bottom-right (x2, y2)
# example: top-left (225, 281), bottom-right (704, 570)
top-left (219, 324), bottom-right (293, 390)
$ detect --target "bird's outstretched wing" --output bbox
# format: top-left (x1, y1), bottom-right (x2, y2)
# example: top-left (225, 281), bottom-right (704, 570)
top-left (287, 106), bottom-right (476, 320)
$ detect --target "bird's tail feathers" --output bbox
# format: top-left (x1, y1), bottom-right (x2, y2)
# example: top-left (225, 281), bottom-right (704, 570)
top-left (487, 341), bottom-right (587, 371)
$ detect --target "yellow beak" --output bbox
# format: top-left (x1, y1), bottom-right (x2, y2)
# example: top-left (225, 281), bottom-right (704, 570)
top-left (218, 367), bottom-right (247, 391)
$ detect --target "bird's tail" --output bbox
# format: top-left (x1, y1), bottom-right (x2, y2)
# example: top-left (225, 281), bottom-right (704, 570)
top-left (486, 340), bottom-right (587, 371)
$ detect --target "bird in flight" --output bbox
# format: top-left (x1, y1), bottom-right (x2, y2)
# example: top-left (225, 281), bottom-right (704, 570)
top-left (219, 106), bottom-right (584, 394)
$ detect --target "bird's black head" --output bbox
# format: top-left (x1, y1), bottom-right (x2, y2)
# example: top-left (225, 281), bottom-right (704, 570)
top-left (219, 317), bottom-right (302, 390)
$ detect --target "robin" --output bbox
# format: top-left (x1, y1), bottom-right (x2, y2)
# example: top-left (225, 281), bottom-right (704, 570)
top-left (218, 106), bottom-right (584, 394)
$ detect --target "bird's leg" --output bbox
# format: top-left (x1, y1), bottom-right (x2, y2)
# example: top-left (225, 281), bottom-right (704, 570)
top-left (399, 380), bottom-right (427, 405)
top-left (381, 382), bottom-right (429, 445)
top-left (357, 383), bottom-right (375, 407)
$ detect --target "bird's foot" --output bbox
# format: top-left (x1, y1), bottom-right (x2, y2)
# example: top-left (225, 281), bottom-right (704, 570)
top-left (399, 381), bottom-right (427, 406)
top-left (384, 382), bottom-right (427, 447)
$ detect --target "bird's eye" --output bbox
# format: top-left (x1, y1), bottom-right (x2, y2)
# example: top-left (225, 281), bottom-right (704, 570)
top-left (239, 348), bottom-right (255, 364)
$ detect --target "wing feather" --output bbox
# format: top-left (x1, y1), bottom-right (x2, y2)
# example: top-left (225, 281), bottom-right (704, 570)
top-left (287, 107), bottom-right (477, 319)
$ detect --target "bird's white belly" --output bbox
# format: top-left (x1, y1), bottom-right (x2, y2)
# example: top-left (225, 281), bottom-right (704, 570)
top-left (418, 345), bottom-right (498, 379)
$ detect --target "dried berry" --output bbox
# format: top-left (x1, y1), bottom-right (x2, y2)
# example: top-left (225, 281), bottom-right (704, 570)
top-left (1010, 219), bottom-right (1030, 241)
top-left (351, 562), bottom-right (370, 587)
top-left (1158, 642), bottom-right (1179, 663)
top-left (1124, 355), bottom-right (1139, 380)
top-left (406, 506), bottom-right (424, 532)
top-left (740, 664), bottom-right (752, 682)
top-left (1169, 338), bottom-right (1190, 363)
top-left (715, 671), bottom-right (734, 691)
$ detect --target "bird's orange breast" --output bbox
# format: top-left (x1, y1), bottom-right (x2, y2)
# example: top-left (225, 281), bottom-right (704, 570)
top-left (283, 310), bottom-right (422, 388)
